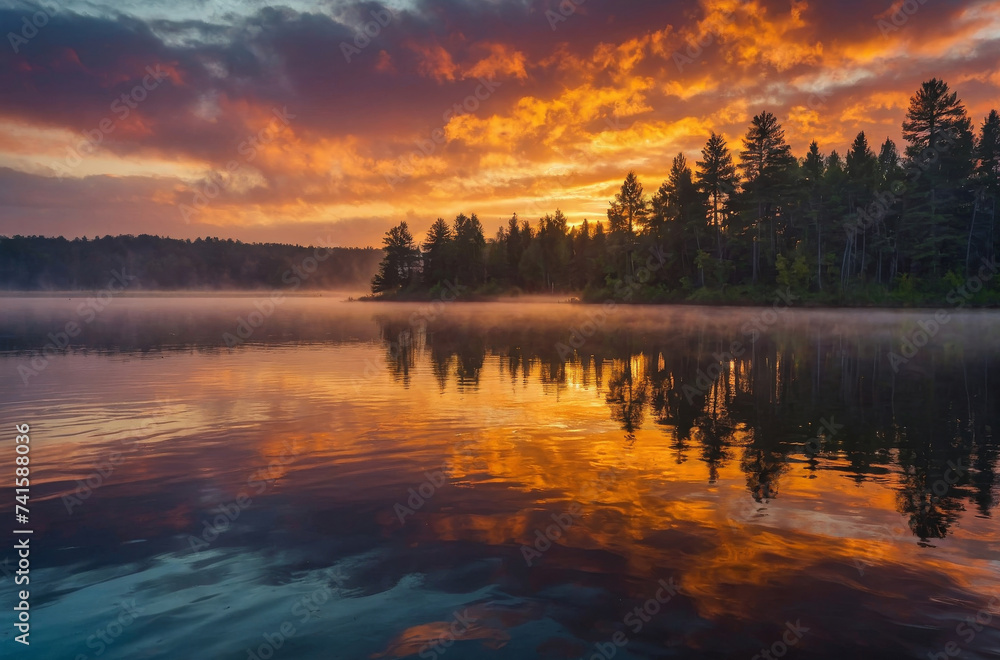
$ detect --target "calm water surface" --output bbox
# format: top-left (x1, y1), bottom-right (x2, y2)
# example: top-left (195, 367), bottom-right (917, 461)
top-left (1, 296), bottom-right (999, 659)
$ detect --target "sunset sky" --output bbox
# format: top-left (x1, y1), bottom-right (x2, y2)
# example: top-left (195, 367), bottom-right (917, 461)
top-left (1, 0), bottom-right (999, 248)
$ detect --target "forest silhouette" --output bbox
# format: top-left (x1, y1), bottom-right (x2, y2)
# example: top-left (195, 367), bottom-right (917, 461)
top-left (372, 79), bottom-right (1000, 306)
top-left (0, 235), bottom-right (381, 290)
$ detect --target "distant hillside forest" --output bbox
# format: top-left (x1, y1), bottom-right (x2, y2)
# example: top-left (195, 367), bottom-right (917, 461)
top-left (0, 235), bottom-right (381, 290)
top-left (371, 78), bottom-right (1000, 305)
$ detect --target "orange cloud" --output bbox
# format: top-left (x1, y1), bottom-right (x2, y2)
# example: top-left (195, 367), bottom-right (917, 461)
top-left (2, 0), bottom-right (999, 247)
top-left (406, 40), bottom-right (459, 83)
top-left (462, 43), bottom-right (529, 81)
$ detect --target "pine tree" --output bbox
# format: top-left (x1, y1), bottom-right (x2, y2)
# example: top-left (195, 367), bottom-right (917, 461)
top-left (739, 111), bottom-right (795, 282)
top-left (876, 138), bottom-right (903, 190)
top-left (803, 141), bottom-right (824, 187)
top-left (371, 222), bottom-right (421, 293)
top-left (846, 131), bottom-right (877, 189)
top-left (872, 138), bottom-right (903, 284)
top-left (505, 214), bottom-right (526, 285)
top-left (663, 154), bottom-right (708, 285)
top-left (901, 78), bottom-right (975, 277)
top-left (974, 110), bottom-right (1000, 262)
top-left (696, 132), bottom-right (739, 259)
top-left (615, 170), bottom-right (648, 233)
top-left (452, 213), bottom-right (486, 287)
top-left (802, 141), bottom-right (825, 288)
top-left (421, 218), bottom-right (453, 287)
top-left (609, 171), bottom-right (648, 279)
top-left (844, 131), bottom-right (878, 281)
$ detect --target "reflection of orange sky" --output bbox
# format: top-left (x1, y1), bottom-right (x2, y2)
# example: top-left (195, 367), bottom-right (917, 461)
top-left (13, 336), bottom-right (1000, 627)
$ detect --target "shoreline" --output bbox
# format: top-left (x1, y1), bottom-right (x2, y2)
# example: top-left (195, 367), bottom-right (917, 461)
top-left (358, 292), bottom-right (1000, 310)
top-left (1, 290), bottom-right (998, 310)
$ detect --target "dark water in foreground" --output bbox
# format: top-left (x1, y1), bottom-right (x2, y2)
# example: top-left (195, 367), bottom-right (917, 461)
top-left (1, 296), bottom-right (999, 660)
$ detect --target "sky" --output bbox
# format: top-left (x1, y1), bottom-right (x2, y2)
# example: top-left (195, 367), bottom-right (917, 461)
top-left (0, 0), bottom-right (998, 248)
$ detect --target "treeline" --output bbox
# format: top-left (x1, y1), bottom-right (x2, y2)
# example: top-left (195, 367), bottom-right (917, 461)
top-left (371, 78), bottom-right (1000, 304)
top-left (0, 235), bottom-right (382, 290)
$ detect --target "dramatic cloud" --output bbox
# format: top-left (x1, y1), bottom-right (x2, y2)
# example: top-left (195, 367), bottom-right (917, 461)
top-left (0, 0), bottom-right (998, 247)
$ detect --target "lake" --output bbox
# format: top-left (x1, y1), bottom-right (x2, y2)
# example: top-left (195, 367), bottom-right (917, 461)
top-left (1, 295), bottom-right (999, 659)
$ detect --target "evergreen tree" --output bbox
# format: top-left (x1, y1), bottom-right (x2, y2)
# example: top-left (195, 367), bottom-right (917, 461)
top-left (876, 138), bottom-right (903, 190)
top-left (358, 78), bottom-right (997, 303)
top-left (901, 78), bottom-right (975, 276)
top-left (739, 111), bottom-right (795, 282)
top-left (664, 153), bottom-right (708, 285)
top-left (609, 171), bottom-right (648, 279)
top-left (372, 222), bottom-right (421, 293)
top-left (505, 214), bottom-right (526, 284)
top-left (802, 141), bottom-right (826, 288)
top-left (846, 131), bottom-right (877, 190)
top-left (974, 110), bottom-right (1000, 262)
top-left (696, 132), bottom-right (739, 259)
top-left (803, 141), bottom-right (824, 186)
top-left (844, 131), bottom-right (878, 282)
top-left (452, 213), bottom-right (486, 287)
top-left (421, 218), bottom-right (453, 287)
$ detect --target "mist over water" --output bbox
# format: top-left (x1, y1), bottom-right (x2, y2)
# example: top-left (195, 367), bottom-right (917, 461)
top-left (1, 296), bottom-right (999, 659)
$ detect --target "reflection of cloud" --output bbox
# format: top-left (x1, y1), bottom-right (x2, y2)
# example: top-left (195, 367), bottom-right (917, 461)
top-left (7, 298), bottom-right (1000, 657)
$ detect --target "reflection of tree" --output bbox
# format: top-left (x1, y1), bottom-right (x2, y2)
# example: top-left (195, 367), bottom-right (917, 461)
top-left (430, 346), bottom-right (452, 391)
top-left (454, 336), bottom-right (486, 391)
top-left (501, 349), bottom-right (533, 384)
top-left (695, 407), bottom-right (737, 484)
top-left (376, 316), bottom-right (419, 387)
top-left (371, 312), bottom-right (1000, 540)
top-left (972, 431), bottom-right (998, 517)
top-left (649, 366), bottom-right (697, 450)
top-left (423, 326), bottom-right (487, 391)
top-left (740, 445), bottom-right (786, 502)
top-left (605, 358), bottom-right (649, 441)
top-left (895, 482), bottom-right (963, 542)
